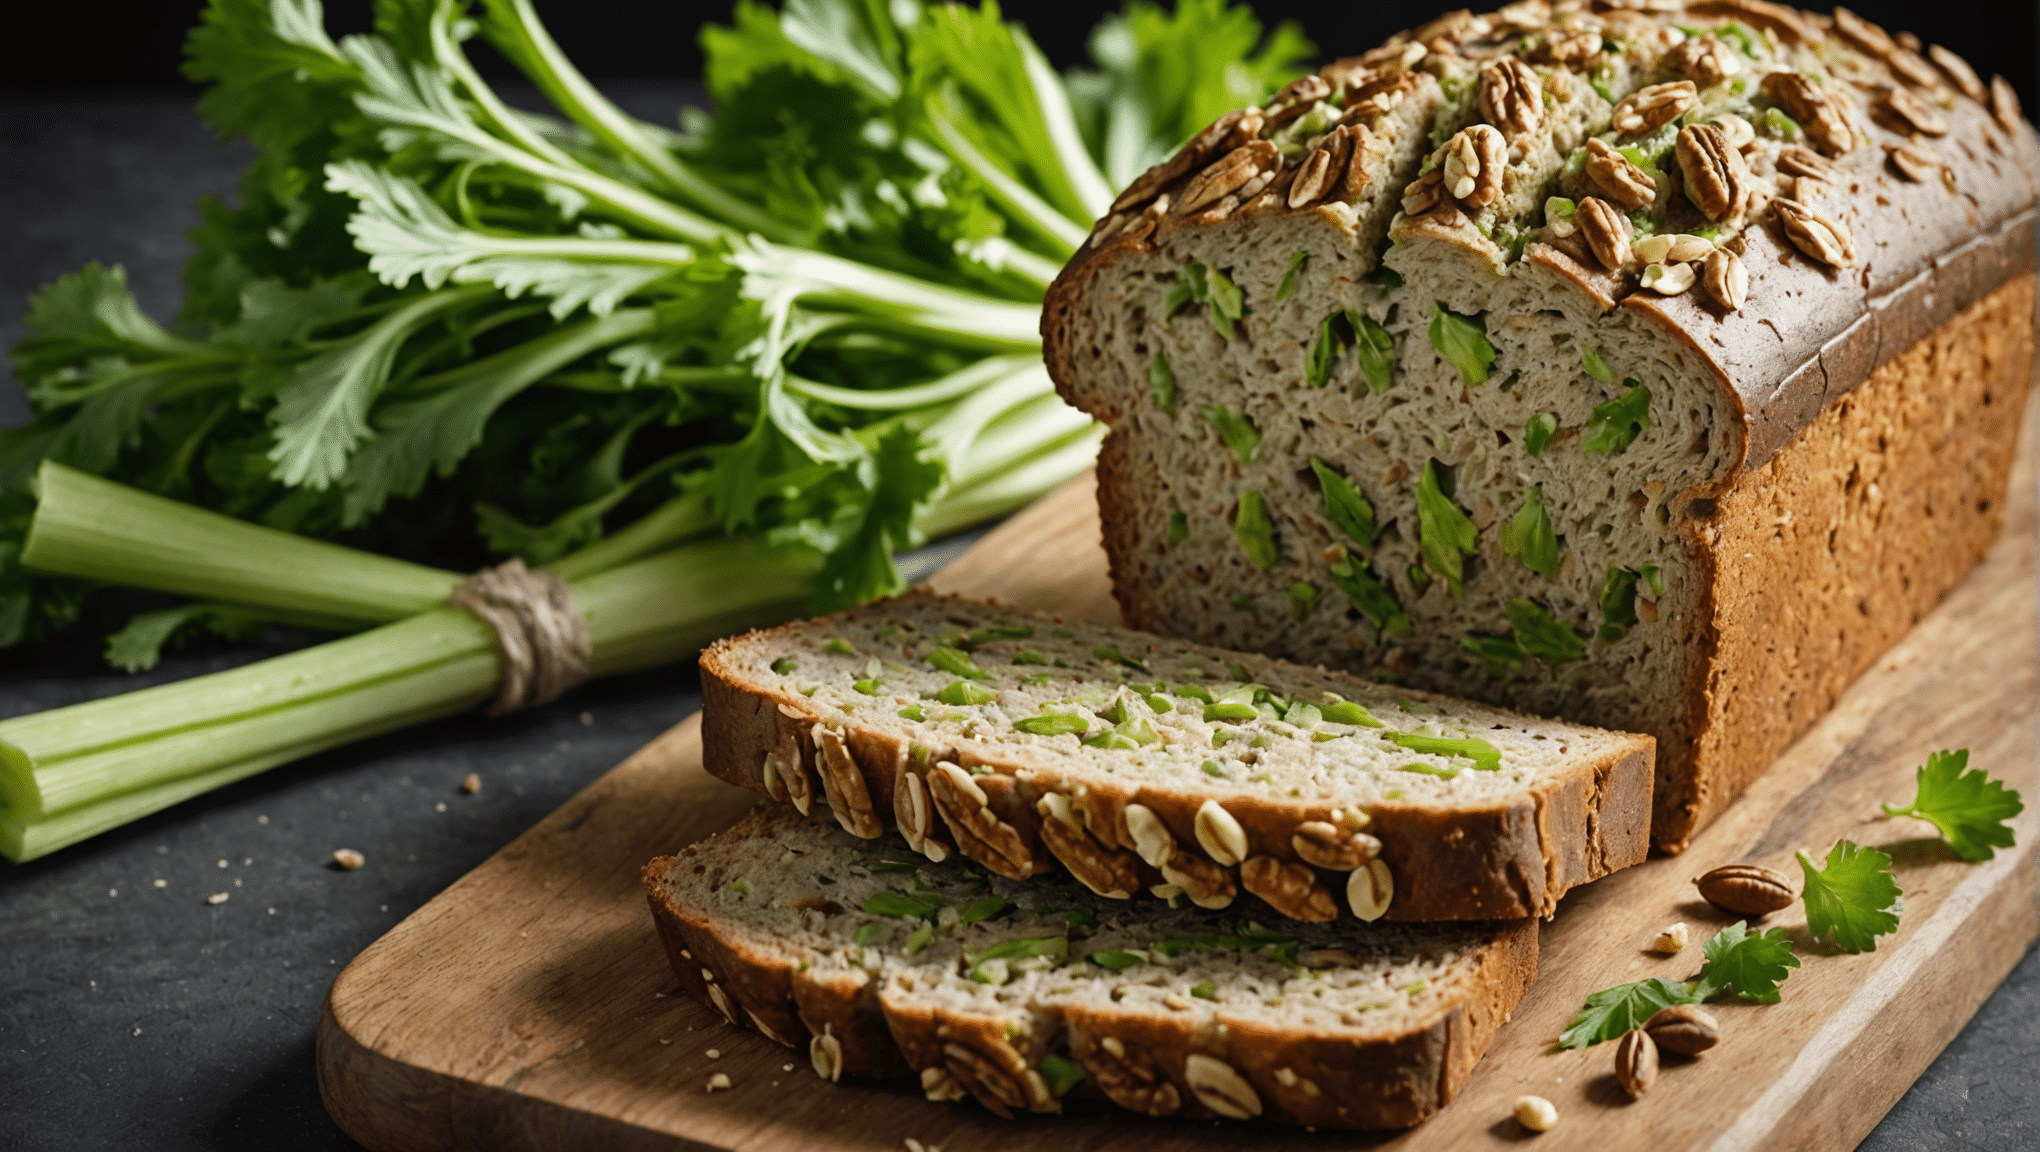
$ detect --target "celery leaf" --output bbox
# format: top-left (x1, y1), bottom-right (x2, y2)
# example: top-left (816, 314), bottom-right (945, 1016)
top-left (1798, 841), bottom-right (1903, 954)
top-left (1882, 748), bottom-right (2024, 861)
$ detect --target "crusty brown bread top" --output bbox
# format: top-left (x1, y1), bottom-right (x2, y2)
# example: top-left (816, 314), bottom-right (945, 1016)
top-left (1033, 1), bottom-right (2038, 855)
top-left (699, 591), bottom-right (1654, 922)
top-left (644, 804), bottom-right (1537, 1130)
top-left (1044, 0), bottom-right (2039, 473)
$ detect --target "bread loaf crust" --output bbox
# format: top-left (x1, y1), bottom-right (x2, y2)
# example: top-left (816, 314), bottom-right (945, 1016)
top-left (643, 809), bottom-right (1540, 1129)
top-left (1041, 3), bottom-right (2040, 852)
top-left (701, 591), bottom-right (1653, 921)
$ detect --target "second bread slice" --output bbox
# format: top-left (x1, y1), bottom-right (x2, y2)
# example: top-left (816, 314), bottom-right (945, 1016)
top-left (702, 592), bottom-right (1652, 922)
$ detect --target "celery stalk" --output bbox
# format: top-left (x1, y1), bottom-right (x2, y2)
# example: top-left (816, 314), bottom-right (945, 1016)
top-left (24, 460), bottom-right (724, 621)
top-left (0, 538), bottom-right (815, 858)
top-left (26, 462), bottom-right (461, 623)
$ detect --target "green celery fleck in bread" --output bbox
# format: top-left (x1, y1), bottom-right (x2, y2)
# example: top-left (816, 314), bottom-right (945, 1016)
top-left (700, 591), bottom-right (1653, 923)
top-left (643, 805), bottom-right (1535, 1130)
top-left (1040, 2), bottom-right (2039, 852)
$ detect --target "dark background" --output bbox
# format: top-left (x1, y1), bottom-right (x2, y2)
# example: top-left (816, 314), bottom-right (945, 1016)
top-left (2, 1), bottom-right (2035, 102)
top-left (3, 4), bottom-right (2038, 1150)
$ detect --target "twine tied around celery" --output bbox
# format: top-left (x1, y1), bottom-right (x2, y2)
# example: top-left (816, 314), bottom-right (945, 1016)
top-left (449, 559), bottom-right (591, 716)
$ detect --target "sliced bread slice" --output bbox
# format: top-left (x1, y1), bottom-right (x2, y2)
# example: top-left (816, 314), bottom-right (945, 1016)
top-left (645, 804), bottom-right (1535, 1130)
top-left (700, 591), bottom-right (1652, 923)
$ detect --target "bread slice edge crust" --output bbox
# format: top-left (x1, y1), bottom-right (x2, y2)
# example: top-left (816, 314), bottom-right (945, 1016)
top-left (642, 808), bottom-right (1539, 1130)
top-left (700, 591), bottom-right (1653, 922)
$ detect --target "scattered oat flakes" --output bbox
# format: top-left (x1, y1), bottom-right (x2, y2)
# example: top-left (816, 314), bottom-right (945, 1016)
top-left (705, 1072), bottom-right (732, 1093)
top-left (460, 773), bottom-right (481, 795)
top-left (333, 848), bottom-right (366, 870)
top-left (206, 892), bottom-right (229, 905)
top-left (706, 1048), bottom-right (721, 1059)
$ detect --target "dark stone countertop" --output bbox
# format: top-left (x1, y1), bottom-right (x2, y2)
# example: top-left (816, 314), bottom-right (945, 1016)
top-left (3, 89), bottom-right (2037, 1152)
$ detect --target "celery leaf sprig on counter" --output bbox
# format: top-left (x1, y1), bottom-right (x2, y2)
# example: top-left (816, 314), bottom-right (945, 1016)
top-left (0, 0), bottom-right (1312, 858)
top-left (1881, 748), bottom-right (2025, 862)
top-left (1557, 921), bottom-right (1800, 1049)
top-left (1797, 840), bottom-right (1903, 955)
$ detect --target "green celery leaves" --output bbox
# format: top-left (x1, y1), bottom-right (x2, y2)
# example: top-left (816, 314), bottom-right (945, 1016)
top-left (1882, 749), bottom-right (2024, 861)
top-left (1309, 457), bottom-right (1378, 549)
top-left (1199, 405), bottom-right (1262, 465)
top-left (1427, 301), bottom-right (1495, 386)
top-left (1499, 486), bottom-right (1559, 578)
top-left (1232, 489), bottom-right (1279, 568)
top-left (1798, 841), bottom-right (1903, 954)
top-left (1415, 460), bottom-right (1478, 597)
top-left (1583, 381), bottom-right (1652, 455)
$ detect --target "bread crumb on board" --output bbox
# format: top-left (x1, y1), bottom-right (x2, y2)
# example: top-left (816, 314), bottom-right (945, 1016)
top-left (705, 1072), bottom-right (732, 1093)
top-left (1651, 923), bottom-right (1689, 954)
top-left (460, 772), bottom-right (482, 794)
top-left (332, 848), bottom-right (366, 871)
top-left (205, 892), bottom-right (229, 905)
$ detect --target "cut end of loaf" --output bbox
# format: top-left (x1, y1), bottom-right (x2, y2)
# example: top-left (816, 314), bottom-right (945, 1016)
top-left (1041, 2), bottom-right (2039, 852)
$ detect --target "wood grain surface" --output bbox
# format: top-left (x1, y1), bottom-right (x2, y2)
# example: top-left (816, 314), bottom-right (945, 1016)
top-left (318, 411), bottom-right (2039, 1151)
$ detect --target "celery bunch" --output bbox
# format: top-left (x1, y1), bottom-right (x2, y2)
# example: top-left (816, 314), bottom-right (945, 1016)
top-left (0, 0), bottom-right (1311, 858)
top-left (1, 0), bottom-right (1308, 654)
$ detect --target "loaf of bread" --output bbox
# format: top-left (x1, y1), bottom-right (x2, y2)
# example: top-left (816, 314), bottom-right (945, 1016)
top-left (1041, 2), bottom-right (2038, 851)
top-left (700, 592), bottom-right (1653, 922)
top-left (644, 804), bottom-right (1535, 1130)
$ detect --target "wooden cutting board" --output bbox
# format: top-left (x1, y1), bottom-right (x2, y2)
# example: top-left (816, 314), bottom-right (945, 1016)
top-left (318, 421), bottom-right (2040, 1150)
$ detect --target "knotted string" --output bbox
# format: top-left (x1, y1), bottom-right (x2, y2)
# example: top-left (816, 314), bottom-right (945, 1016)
top-left (448, 559), bottom-right (592, 716)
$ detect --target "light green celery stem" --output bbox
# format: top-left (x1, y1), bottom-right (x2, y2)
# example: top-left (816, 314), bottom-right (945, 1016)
top-left (1, 722), bottom-right (433, 863)
top-left (2, 542), bottom-right (816, 863)
top-left (350, 69), bottom-right (727, 247)
top-left (922, 362), bottom-right (1060, 465)
top-left (428, 7), bottom-right (582, 173)
top-left (1015, 31), bottom-right (1115, 221)
top-left (25, 462), bottom-right (460, 623)
top-left (0, 538), bottom-right (815, 826)
top-left (575, 538), bottom-right (814, 676)
top-left (0, 610), bottom-right (499, 815)
top-left (980, 242), bottom-right (1065, 291)
top-left (736, 246), bottom-right (1044, 349)
top-left (944, 395), bottom-right (1098, 491)
top-left (24, 462), bottom-right (718, 623)
top-left (784, 355), bottom-right (1039, 411)
top-left (479, 0), bottom-right (790, 241)
top-left (925, 100), bottom-right (1088, 254)
top-left (545, 488), bottom-right (714, 583)
top-left (916, 425), bottom-right (1104, 539)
